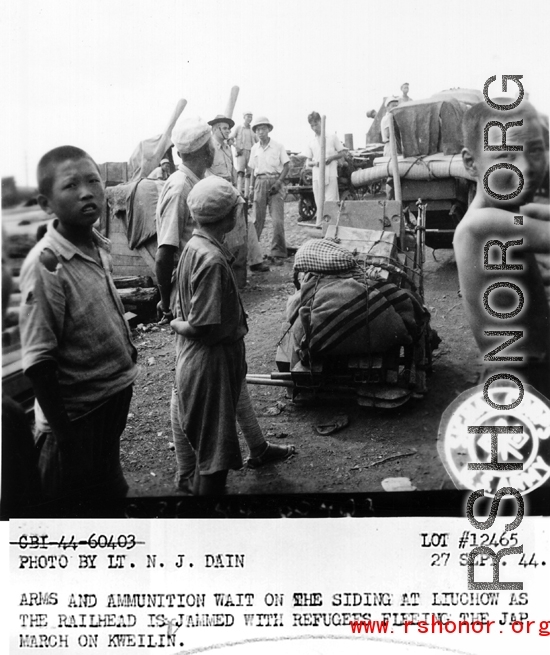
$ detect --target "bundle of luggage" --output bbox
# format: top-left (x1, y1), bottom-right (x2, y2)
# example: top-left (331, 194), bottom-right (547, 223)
top-left (285, 236), bottom-right (429, 368)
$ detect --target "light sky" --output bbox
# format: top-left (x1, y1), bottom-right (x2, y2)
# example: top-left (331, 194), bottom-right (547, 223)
top-left (2, 0), bottom-right (549, 187)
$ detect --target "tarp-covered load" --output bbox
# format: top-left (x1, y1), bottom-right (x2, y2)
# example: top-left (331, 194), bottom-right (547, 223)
top-left (284, 234), bottom-right (429, 368)
top-left (366, 88), bottom-right (483, 147)
top-left (392, 97), bottom-right (467, 158)
top-left (287, 273), bottom-right (426, 363)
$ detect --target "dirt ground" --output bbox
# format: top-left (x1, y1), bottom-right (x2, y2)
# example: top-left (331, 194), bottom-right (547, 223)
top-left (122, 201), bottom-right (480, 497)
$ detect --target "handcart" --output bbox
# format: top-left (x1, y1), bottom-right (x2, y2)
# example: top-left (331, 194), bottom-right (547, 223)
top-left (247, 197), bottom-right (439, 408)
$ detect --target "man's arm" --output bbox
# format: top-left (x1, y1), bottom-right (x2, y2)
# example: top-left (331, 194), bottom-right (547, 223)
top-left (155, 244), bottom-right (176, 316)
top-left (231, 126), bottom-right (243, 155)
top-left (272, 161), bottom-right (290, 194)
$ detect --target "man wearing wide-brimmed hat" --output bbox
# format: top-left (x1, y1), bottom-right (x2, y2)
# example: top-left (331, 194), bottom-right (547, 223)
top-left (208, 115), bottom-right (236, 184)
top-left (207, 113), bottom-right (265, 285)
top-left (248, 116), bottom-right (290, 264)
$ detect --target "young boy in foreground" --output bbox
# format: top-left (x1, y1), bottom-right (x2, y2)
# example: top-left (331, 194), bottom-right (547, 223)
top-left (454, 101), bottom-right (550, 397)
top-left (19, 146), bottom-right (138, 502)
top-left (170, 176), bottom-right (254, 495)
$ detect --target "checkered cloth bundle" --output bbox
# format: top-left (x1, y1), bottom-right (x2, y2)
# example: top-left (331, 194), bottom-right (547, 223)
top-left (293, 239), bottom-right (356, 274)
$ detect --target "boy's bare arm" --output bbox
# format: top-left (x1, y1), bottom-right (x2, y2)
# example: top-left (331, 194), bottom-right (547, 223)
top-left (170, 319), bottom-right (211, 339)
top-left (25, 361), bottom-right (72, 445)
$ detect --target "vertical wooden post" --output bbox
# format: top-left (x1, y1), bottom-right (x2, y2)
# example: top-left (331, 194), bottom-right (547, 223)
top-left (344, 133), bottom-right (354, 150)
top-left (387, 112), bottom-right (402, 202)
top-left (317, 115), bottom-right (326, 226)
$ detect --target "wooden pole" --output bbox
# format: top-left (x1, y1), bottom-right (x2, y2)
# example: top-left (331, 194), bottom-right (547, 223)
top-left (387, 112), bottom-right (402, 202)
top-left (140, 98), bottom-right (187, 179)
top-left (317, 115), bottom-right (326, 226)
top-left (224, 86), bottom-right (240, 119)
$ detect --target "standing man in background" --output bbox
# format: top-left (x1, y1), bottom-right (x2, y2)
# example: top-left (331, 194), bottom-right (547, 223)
top-left (399, 82), bottom-right (412, 104)
top-left (207, 113), bottom-right (268, 281)
top-left (208, 115), bottom-right (237, 184)
top-left (302, 111), bottom-right (345, 228)
top-left (231, 112), bottom-right (269, 273)
top-left (231, 112), bottom-right (257, 196)
top-left (248, 116), bottom-right (290, 265)
top-left (208, 114), bottom-right (247, 287)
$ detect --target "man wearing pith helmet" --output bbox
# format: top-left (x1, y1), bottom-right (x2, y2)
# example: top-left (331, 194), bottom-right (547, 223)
top-left (247, 116), bottom-right (290, 264)
top-left (170, 176), bottom-right (248, 495)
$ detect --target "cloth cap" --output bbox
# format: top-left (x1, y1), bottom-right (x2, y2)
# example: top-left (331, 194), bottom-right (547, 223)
top-left (208, 114), bottom-right (235, 129)
top-left (171, 117), bottom-right (211, 154)
top-left (187, 176), bottom-right (242, 224)
top-left (385, 96), bottom-right (399, 108)
top-left (160, 158), bottom-right (170, 164)
top-left (243, 111), bottom-right (253, 117)
top-left (251, 116), bottom-right (273, 132)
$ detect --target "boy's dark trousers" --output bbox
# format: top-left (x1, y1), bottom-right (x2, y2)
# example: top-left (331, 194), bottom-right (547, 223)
top-left (35, 385), bottom-right (133, 503)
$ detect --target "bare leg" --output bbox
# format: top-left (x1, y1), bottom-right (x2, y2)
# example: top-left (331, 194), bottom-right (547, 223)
top-left (237, 380), bottom-right (266, 457)
top-left (237, 379), bottom-right (296, 466)
top-left (171, 386), bottom-right (196, 492)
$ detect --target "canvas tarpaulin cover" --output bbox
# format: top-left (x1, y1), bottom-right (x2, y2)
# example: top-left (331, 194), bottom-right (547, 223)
top-left (392, 98), bottom-right (467, 158)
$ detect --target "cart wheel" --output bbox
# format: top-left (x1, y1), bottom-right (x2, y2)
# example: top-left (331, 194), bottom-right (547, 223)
top-left (298, 196), bottom-right (316, 220)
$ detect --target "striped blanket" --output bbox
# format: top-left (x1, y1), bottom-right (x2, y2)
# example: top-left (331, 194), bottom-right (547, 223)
top-left (288, 273), bottom-right (426, 360)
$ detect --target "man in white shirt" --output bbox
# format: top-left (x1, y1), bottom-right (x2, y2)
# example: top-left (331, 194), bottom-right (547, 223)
top-left (248, 116), bottom-right (290, 264)
top-left (303, 111), bottom-right (345, 227)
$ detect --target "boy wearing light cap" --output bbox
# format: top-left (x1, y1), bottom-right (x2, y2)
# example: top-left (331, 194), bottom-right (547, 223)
top-left (170, 177), bottom-right (249, 494)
